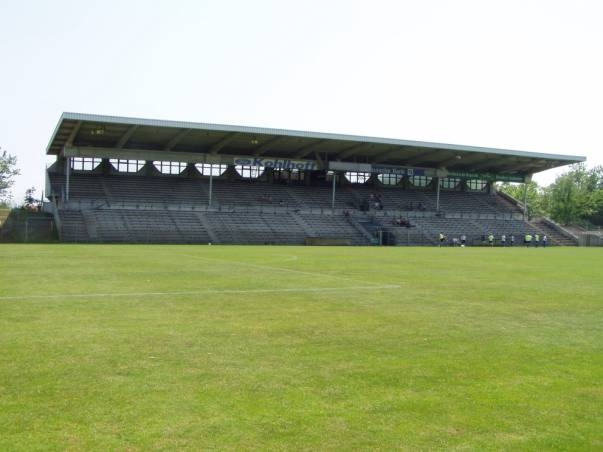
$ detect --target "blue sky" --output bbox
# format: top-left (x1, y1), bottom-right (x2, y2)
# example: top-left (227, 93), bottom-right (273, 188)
top-left (1, 0), bottom-right (601, 203)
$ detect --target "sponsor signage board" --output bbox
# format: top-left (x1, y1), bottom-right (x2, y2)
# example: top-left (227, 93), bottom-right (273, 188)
top-left (370, 164), bottom-right (428, 177)
top-left (328, 162), bottom-right (372, 172)
top-left (233, 157), bottom-right (318, 171)
top-left (447, 170), bottom-right (526, 183)
top-left (328, 162), bottom-right (432, 176)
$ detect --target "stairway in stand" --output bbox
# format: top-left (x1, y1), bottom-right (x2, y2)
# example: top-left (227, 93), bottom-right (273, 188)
top-left (529, 218), bottom-right (578, 246)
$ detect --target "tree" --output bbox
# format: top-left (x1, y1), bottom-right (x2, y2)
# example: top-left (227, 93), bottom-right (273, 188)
top-left (498, 180), bottom-right (549, 218)
top-left (498, 164), bottom-right (603, 225)
top-left (587, 202), bottom-right (603, 227)
top-left (548, 164), bottom-right (603, 225)
top-left (0, 147), bottom-right (20, 204)
top-left (23, 187), bottom-right (41, 211)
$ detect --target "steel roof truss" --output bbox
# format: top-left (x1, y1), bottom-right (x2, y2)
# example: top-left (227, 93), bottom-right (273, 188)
top-left (404, 149), bottom-right (445, 166)
top-left (254, 135), bottom-right (290, 156)
top-left (164, 128), bottom-right (191, 151)
top-left (334, 142), bottom-right (370, 160)
top-left (441, 152), bottom-right (493, 169)
top-left (469, 157), bottom-right (514, 172)
top-left (371, 145), bottom-right (406, 163)
top-left (295, 139), bottom-right (329, 159)
top-left (209, 132), bottom-right (240, 154)
top-left (115, 125), bottom-right (139, 149)
top-left (65, 121), bottom-right (82, 147)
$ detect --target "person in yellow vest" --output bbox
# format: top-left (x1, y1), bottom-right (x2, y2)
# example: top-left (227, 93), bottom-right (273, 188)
top-left (525, 233), bottom-right (532, 246)
top-left (488, 233), bottom-right (494, 246)
top-left (534, 233), bottom-right (540, 247)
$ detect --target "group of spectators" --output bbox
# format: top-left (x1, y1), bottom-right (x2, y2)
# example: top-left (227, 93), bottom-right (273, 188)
top-left (392, 217), bottom-right (412, 227)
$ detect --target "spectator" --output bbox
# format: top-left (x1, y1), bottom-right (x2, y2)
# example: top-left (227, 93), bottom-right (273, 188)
top-left (394, 218), bottom-right (411, 227)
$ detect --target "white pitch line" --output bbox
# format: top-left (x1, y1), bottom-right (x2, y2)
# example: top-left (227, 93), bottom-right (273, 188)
top-left (185, 254), bottom-right (382, 286)
top-left (0, 284), bottom-right (401, 301)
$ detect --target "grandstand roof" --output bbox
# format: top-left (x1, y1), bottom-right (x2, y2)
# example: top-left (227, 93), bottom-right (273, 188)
top-left (47, 112), bottom-right (585, 178)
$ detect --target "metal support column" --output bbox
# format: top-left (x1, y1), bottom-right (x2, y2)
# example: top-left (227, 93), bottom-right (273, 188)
top-left (331, 172), bottom-right (336, 210)
top-left (435, 177), bottom-right (441, 212)
top-left (523, 182), bottom-right (528, 220)
top-left (65, 157), bottom-right (71, 202)
top-left (208, 173), bottom-right (213, 207)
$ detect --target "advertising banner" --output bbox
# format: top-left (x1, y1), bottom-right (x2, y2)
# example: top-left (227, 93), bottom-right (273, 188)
top-left (447, 170), bottom-right (526, 183)
top-left (233, 157), bottom-right (318, 171)
top-left (328, 162), bottom-right (372, 172)
top-left (370, 164), bottom-right (428, 177)
top-left (328, 162), bottom-right (433, 176)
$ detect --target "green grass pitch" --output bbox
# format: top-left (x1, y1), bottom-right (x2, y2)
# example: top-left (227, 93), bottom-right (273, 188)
top-left (1, 244), bottom-right (602, 450)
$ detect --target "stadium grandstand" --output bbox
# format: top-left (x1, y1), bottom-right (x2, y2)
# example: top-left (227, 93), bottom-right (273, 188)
top-left (44, 113), bottom-right (585, 246)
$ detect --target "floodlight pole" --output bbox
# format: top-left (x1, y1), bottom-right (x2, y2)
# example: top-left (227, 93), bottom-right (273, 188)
top-left (208, 173), bottom-right (213, 207)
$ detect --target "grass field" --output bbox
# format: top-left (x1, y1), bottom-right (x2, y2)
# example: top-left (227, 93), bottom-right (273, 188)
top-left (1, 244), bottom-right (602, 450)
